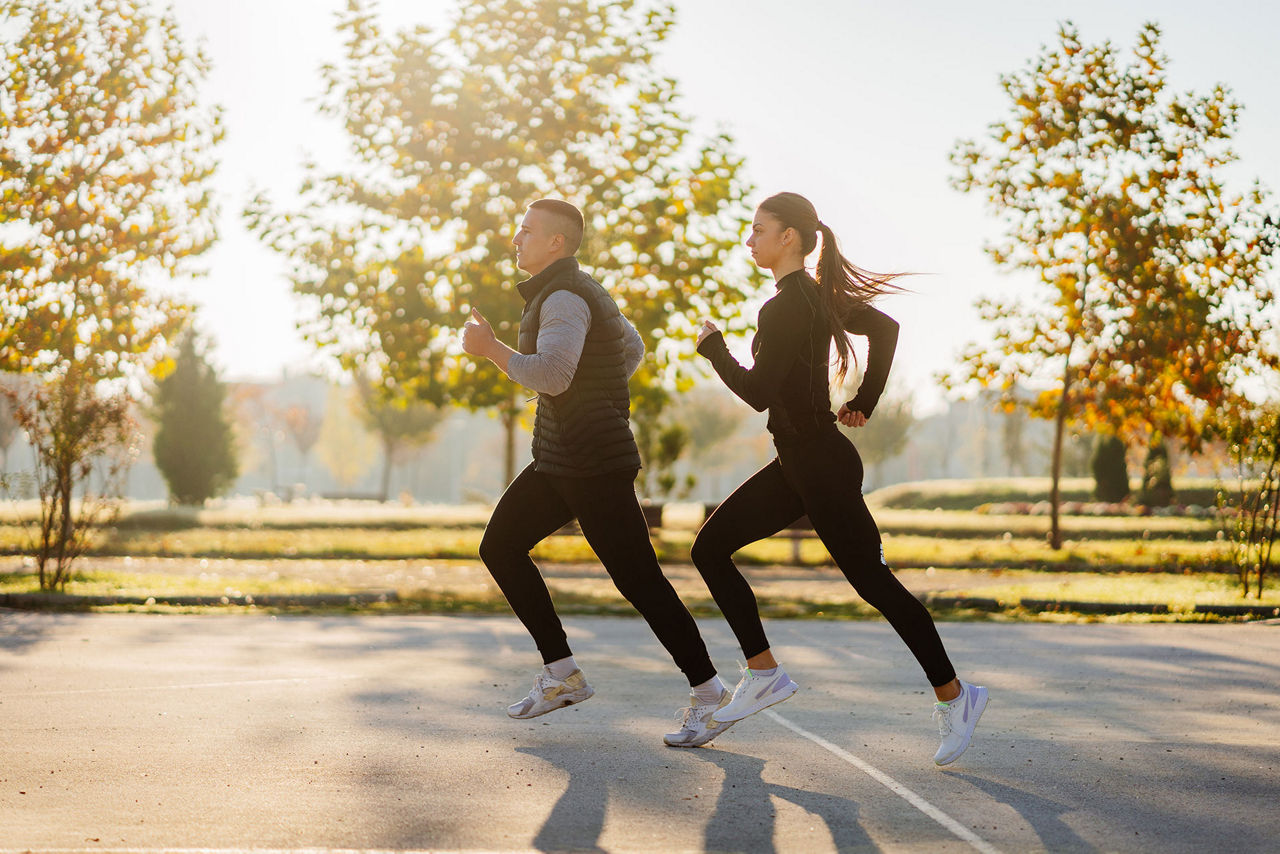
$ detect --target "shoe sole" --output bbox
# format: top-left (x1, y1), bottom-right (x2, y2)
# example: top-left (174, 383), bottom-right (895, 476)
top-left (663, 718), bottom-right (736, 748)
top-left (934, 688), bottom-right (988, 766)
top-left (711, 679), bottom-right (799, 724)
top-left (508, 685), bottom-right (595, 720)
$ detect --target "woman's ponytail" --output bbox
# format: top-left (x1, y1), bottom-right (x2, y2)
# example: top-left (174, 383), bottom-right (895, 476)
top-left (760, 193), bottom-right (908, 382)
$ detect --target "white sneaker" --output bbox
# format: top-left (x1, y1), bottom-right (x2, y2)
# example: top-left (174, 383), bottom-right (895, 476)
top-left (933, 679), bottom-right (988, 766)
top-left (507, 667), bottom-right (594, 719)
top-left (663, 689), bottom-right (736, 748)
top-left (711, 666), bottom-right (799, 724)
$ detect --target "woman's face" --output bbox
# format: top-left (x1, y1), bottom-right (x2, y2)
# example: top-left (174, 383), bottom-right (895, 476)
top-left (746, 208), bottom-right (796, 271)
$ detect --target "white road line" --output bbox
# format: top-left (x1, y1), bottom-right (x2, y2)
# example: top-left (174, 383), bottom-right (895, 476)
top-left (764, 709), bottom-right (1001, 854)
top-left (5, 675), bottom-right (360, 697)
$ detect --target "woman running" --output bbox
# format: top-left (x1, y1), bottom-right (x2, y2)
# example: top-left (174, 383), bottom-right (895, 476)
top-left (693, 191), bottom-right (988, 766)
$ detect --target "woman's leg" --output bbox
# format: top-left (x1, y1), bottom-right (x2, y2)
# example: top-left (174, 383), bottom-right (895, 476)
top-left (690, 460), bottom-right (806, 659)
top-left (782, 435), bottom-right (958, 689)
top-left (478, 463), bottom-right (576, 664)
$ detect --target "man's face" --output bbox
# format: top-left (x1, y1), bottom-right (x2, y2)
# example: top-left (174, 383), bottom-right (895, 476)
top-left (512, 208), bottom-right (565, 276)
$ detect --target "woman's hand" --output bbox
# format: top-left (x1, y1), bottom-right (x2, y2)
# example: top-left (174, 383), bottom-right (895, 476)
top-left (696, 319), bottom-right (720, 346)
top-left (836, 403), bottom-right (867, 428)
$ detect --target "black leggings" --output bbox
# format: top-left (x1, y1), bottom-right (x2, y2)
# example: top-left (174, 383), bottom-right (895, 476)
top-left (691, 429), bottom-right (957, 688)
top-left (479, 463), bottom-right (717, 686)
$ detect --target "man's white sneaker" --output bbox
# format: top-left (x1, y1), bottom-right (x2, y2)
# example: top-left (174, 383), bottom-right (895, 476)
top-left (507, 667), bottom-right (594, 719)
top-left (663, 689), bottom-right (736, 747)
top-left (933, 679), bottom-right (988, 766)
top-left (711, 666), bottom-right (799, 723)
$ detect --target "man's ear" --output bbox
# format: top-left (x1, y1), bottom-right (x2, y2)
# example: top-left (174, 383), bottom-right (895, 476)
top-left (551, 232), bottom-right (566, 254)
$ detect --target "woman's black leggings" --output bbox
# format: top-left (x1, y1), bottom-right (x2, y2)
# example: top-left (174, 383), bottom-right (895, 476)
top-left (691, 428), bottom-right (957, 688)
top-left (479, 462), bottom-right (717, 687)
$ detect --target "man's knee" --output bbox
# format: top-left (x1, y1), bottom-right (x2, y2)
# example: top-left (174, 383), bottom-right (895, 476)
top-left (478, 526), bottom-right (520, 568)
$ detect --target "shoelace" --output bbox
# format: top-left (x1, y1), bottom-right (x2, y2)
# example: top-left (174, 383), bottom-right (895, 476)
top-left (532, 671), bottom-right (558, 698)
top-left (932, 703), bottom-right (954, 736)
top-left (674, 701), bottom-right (714, 730)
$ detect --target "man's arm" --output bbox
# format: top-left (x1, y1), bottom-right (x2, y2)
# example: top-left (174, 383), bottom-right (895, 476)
top-left (503, 291), bottom-right (591, 396)
top-left (622, 316), bottom-right (645, 378)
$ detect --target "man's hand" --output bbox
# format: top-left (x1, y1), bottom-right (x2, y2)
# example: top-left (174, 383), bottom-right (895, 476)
top-left (696, 319), bottom-right (720, 346)
top-left (462, 307), bottom-right (497, 358)
top-left (836, 403), bottom-right (867, 428)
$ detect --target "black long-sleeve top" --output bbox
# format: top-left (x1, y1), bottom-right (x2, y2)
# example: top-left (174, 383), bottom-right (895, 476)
top-left (696, 269), bottom-right (899, 446)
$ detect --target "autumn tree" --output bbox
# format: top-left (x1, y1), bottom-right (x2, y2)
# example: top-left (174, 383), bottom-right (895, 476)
top-left (355, 376), bottom-right (445, 502)
top-left (245, 0), bottom-right (758, 486)
top-left (151, 333), bottom-right (239, 505)
top-left (316, 384), bottom-right (378, 491)
top-left (280, 403), bottom-right (322, 489)
top-left (1215, 400), bottom-right (1279, 598)
top-left (1091, 433), bottom-right (1130, 502)
top-left (0, 0), bottom-right (220, 585)
top-left (948, 22), bottom-right (1278, 547)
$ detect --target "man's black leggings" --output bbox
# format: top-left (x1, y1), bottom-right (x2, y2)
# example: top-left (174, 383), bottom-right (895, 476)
top-left (479, 463), bottom-right (717, 687)
top-left (691, 428), bottom-right (957, 688)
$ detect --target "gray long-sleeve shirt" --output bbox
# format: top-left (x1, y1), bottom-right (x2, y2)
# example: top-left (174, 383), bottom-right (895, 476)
top-left (505, 290), bottom-right (645, 396)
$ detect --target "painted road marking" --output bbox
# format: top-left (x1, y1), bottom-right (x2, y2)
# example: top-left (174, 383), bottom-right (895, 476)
top-left (765, 708), bottom-right (1001, 854)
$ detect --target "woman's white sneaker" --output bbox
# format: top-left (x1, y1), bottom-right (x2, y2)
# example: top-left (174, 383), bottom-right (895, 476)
top-left (933, 679), bottom-right (988, 765)
top-left (663, 689), bottom-right (736, 747)
top-left (712, 666), bottom-right (799, 723)
top-left (507, 667), bottom-right (594, 719)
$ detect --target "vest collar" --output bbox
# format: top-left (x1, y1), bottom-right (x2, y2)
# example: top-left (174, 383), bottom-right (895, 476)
top-left (517, 256), bottom-right (579, 304)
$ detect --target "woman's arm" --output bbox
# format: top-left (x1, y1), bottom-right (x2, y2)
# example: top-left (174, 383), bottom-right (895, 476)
top-left (841, 303), bottom-right (899, 418)
top-left (697, 294), bottom-right (807, 412)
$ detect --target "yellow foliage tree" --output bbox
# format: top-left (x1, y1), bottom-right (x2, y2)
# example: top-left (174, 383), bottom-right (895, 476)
top-left (0, 0), bottom-right (221, 586)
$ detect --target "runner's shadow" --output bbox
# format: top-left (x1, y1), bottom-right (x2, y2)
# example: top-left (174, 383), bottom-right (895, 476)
top-left (945, 770), bottom-right (1092, 852)
top-left (517, 745), bottom-right (609, 854)
top-left (687, 749), bottom-right (872, 853)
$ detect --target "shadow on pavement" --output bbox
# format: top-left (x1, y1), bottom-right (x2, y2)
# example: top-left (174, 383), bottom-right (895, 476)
top-left (685, 747), bottom-right (872, 853)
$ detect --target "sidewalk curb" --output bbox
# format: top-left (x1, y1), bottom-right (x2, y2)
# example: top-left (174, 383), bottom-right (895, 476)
top-left (0, 590), bottom-right (399, 608)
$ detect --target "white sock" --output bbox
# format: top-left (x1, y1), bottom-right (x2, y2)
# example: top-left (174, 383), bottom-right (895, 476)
top-left (545, 656), bottom-right (578, 681)
top-left (750, 665), bottom-right (778, 678)
top-left (691, 675), bottom-right (727, 705)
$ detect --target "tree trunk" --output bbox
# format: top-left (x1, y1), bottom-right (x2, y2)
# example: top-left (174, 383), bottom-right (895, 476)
top-left (1049, 262), bottom-right (1089, 551)
top-left (379, 437), bottom-right (395, 502)
top-left (1048, 388), bottom-right (1068, 550)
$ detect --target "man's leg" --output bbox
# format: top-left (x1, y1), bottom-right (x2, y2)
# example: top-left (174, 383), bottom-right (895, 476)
top-left (560, 470), bottom-right (717, 687)
top-left (479, 463), bottom-right (576, 664)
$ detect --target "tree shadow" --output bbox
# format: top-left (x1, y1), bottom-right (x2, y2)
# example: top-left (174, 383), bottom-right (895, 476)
top-left (944, 770), bottom-right (1093, 852)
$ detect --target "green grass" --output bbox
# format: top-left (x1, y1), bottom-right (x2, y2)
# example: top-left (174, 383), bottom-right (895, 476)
top-left (0, 525), bottom-right (1229, 570)
top-left (0, 569), bottom-right (345, 599)
top-left (867, 476), bottom-right (1242, 511)
top-left (3, 565), bottom-right (1272, 621)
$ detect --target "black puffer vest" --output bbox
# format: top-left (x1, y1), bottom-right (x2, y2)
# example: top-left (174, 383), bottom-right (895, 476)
top-left (516, 257), bottom-right (642, 477)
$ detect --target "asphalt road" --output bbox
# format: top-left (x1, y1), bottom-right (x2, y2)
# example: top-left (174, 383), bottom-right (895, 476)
top-left (2, 611), bottom-right (1277, 853)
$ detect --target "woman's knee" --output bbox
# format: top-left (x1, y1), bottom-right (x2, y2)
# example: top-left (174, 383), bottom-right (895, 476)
top-left (689, 531), bottom-right (731, 575)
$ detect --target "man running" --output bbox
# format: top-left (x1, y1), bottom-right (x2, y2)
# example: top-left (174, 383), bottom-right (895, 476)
top-left (460, 198), bottom-right (744, 747)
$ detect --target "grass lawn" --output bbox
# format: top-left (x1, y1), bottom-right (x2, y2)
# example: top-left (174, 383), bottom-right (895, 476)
top-left (0, 520), bottom-right (1229, 570)
top-left (2, 560), bottom-right (1273, 622)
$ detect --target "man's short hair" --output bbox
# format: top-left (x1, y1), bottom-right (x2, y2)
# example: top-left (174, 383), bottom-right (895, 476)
top-left (528, 198), bottom-right (584, 256)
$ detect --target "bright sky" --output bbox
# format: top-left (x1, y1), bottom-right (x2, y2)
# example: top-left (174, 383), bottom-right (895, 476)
top-left (163, 0), bottom-right (1280, 412)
